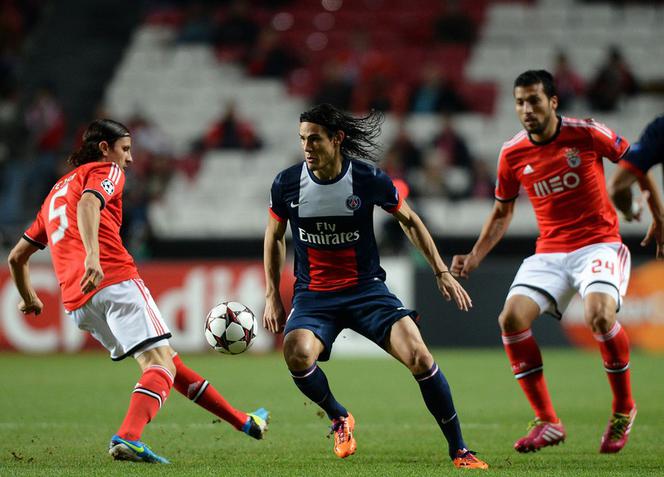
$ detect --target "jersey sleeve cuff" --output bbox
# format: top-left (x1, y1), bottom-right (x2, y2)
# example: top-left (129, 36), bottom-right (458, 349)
top-left (82, 189), bottom-right (106, 210)
top-left (383, 192), bottom-right (403, 214)
top-left (22, 233), bottom-right (46, 249)
top-left (268, 207), bottom-right (286, 222)
top-left (619, 158), bottom-right (646, 178)
top-left (495, 194), bottom-right (518, 202)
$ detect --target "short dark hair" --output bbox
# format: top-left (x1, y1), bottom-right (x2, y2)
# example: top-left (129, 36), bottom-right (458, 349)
top-left (513, 70), bottom-right (558, 98)
top-left (300, 103), bottom-right (384, 162)
top-left (67, 119), bottom-right (130, 167)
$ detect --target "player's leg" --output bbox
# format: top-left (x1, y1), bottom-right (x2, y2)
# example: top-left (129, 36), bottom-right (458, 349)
top-left (283, 328), bottom-right (355, 458)
top-left (109, 344), bottom-right (174, 464)
top-left (385, 317), bottom-right (487, 469)
top-left (579, 243), bottom-right (635, 453)
top-left (169, 350), bottom-right (268, 439)
top-left (88, 279), bottom-right (174, 462)
top-left (283, 329), bottom-right (348, 419)
top-left (500, 293), bottom-right (567, 453)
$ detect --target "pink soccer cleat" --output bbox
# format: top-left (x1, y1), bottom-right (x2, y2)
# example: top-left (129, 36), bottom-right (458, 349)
top-left (600, 407), bottom-right (637, 454)
top-left (514, 419), bottom-right (566, 453)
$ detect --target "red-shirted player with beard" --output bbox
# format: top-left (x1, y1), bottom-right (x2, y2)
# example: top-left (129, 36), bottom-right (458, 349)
top-left (452, 70), bottom-right (636, 454)
top-left (7, 119), bottom-right (269, 464)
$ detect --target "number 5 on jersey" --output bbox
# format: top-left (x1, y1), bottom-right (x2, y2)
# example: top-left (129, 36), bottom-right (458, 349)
top-left (49, 184), bottom-right (69, 245)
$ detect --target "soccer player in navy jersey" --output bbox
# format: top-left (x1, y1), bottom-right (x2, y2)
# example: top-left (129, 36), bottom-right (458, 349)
top-left (262, 103), bottom-right (488, 469)
top-left (609, 115), bottom-right (664, 259)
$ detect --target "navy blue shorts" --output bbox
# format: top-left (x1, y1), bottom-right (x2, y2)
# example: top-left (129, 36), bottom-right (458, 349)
top-left (284, 280), bottom-right (419, 361)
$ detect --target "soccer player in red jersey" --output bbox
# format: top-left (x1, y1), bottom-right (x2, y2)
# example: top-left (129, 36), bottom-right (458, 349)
top-left (452, 70), bottom-right (636, 454)
top-left (7, 119), bottom-right (269, 463)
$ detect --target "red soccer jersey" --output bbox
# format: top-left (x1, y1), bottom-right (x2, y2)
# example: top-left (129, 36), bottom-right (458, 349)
top-left (23, 161), bottom-right (139, 311)
top-left (495, 116), bottom-right (630, 253)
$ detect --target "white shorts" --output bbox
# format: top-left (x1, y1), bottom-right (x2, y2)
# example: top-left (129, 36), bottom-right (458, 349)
top-left (506, 242), bottom-right (631, 318)
top-left (68, 278), bottom-right (171, 360)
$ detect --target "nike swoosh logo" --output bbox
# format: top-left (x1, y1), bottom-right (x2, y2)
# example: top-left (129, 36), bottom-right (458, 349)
top-left (290, 202), bottom-right (300, 208)
top-left (116, 438), bottom-right (144, 453)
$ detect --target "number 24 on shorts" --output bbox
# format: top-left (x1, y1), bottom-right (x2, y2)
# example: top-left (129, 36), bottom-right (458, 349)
top-left (591, 259), bottom-right (615, 275)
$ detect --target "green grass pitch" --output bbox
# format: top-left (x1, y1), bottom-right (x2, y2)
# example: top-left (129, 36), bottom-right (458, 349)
top-left (1, 349), bottom-right (662, 476)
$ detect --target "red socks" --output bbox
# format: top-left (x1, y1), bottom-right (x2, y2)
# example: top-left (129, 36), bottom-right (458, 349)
top-left (117, 365), bottom-right (174, 441)
top-left (172, 354), bottom-right (248, 429)
top-left (502, 329), bottom-right (559, 423)
top-left (594, 322), bottom-right (634, 414)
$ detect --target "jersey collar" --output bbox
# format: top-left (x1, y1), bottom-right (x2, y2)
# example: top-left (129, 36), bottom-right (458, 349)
top-left (306, 156), bottom-right (351, 185)
top-left (528, 115), bottom-right (562, 146)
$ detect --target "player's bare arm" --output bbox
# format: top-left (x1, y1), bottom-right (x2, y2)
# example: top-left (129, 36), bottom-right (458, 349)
top-left (7, 238), bottom-right (44, 315)
top-left (610, 166), bottom-right (664, 258)
top-left (451, 200), bottom-right (515, 278)
top-left (263, 215), bottom-right (288, 333)
top-left (77, 192), bottom-right (104, 294)
top-left (393, 200), bottom-right (472, 311)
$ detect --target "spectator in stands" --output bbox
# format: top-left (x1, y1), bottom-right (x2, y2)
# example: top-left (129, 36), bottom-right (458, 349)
top-left (553, 51), bottom-right (585, 112)
top-left (312, 60), bottom-right (354, 111)
top-left (470, 159), bottom-right (495, 200)
top-left (384, 123), bottom-right (423, 181)
top-left (215, 0), bottom-right (259, 52)
top-left (246, 27), bottom-right (300, 79)
top-left (433, 0), bottom-right (476, 44)
top-left (410, 63), bottom-right (466, 114)
top-left (587, 46), bottom-right (638, 112)
top-left (203, 102), bottom-right (262, 151)
top-left (176, 2), bottom-right (216, 44)
top-left (421, 115), bottom-right (475, 199)
top-left (25, 86), bottom-right (66, 156)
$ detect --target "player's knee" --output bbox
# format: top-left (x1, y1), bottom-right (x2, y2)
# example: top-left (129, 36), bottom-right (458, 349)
top-left (405, 345), bottom-right (434, 374)
top-left (498, 309), bottom-right (524, 333)
top-left (585, 306), bottom-right (615, 334)
top-left (283, 335), bottom-right (317, 370)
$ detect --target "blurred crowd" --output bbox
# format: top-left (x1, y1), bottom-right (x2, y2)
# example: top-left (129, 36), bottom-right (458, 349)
top-left (1, 0), bottom-right (661, 255)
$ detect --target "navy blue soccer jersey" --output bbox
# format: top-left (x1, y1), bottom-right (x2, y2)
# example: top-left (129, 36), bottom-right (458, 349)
top-left (269, 157), bottom-right (402, 292)
top-left (621, 115), bottom-right (664, 178)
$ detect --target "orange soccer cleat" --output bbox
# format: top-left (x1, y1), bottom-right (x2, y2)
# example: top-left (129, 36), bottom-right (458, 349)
top-left (330, 413), bottom-right (356, 458)
top-left (452, 449), bottom-right (489, 469)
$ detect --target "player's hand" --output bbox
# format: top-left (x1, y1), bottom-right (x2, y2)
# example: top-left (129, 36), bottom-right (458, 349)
top-left (263, 295), bottom-right (287, 334)
top-left (18, 296), bottom-right (43, 315)
top-left (80, 255), bottom-right (104, 294)
top-left (435, 272), bottom-right (473, 311)
top-left (450, 253), bottom-right (481, 279)
top-left (641, 218), bottom-right (664, 260)
top-left (624, 191), bottom-right (648, 222)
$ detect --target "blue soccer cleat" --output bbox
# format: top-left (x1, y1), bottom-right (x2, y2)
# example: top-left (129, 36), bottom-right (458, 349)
top-left (242, 407), bottom-right (270, 440)
top-left (108, 435), bottom-right (170, 464)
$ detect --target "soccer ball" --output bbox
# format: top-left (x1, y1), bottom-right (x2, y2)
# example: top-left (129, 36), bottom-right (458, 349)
top-left (204, 301), bottom-right (257, 354)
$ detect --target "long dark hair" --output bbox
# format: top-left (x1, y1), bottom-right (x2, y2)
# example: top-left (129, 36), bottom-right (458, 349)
top-left (300, 103), bottom-right (384, 162)
top-left (67, 119), bottom-right (130, 167)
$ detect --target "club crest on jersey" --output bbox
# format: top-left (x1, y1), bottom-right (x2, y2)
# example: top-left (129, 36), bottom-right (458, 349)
top-left (101, 178), bottom-right (115, 195)
top-left (565, 148), bottom-right (581, 168)
top-left (346, 194), bottom-right (361, 210)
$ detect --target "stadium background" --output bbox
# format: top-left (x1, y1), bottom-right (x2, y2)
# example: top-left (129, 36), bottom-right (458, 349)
top-left (1, 0), bottom-right (664, 356)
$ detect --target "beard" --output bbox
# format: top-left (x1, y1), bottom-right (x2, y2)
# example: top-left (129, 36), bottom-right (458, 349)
top-left (523, 113), bottom-right (552, 135)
